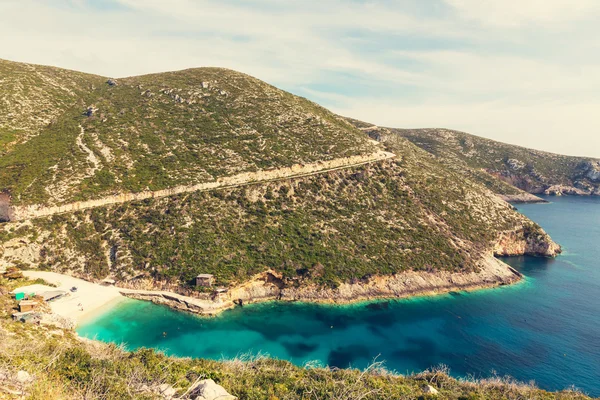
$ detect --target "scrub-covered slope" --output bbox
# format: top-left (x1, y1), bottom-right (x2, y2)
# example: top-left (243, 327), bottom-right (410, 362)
top-left (375, 125), bottom-right (600, 198)
top-left (1, 129), bottom-right (558, 291)
top-left (0, 59), bottom-right (103, 153)
top-left (0, 59), bottom-right (376, 207)
top-left (0, 60), bottom-right (558, 295)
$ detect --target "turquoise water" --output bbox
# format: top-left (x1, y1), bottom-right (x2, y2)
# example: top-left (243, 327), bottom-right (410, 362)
top-left (78, 196), bottom-right (600, 396)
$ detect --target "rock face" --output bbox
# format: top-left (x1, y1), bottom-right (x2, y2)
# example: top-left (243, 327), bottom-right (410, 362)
top-left (493, 226), bottom-right (561, 257)
top-left (544, 185), bottom-right (588, 196)
top-left (0, 193), bottom-right (12, 222)
top-left (582, 161), bottom-right (600, 182)
top-left (231, 255), bottom-right (521, 305)
top-left (191, 379), bottom-right (236, 400)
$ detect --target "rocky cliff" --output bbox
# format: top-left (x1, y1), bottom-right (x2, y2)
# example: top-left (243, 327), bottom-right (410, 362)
top-left (493, 225), bottom-right (561, 257)
top-left (119, 255), bottom-right (521, 316)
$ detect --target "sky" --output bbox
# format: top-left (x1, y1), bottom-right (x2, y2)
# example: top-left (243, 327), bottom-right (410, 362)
top-left (1, 0), bottom-right (599, 157)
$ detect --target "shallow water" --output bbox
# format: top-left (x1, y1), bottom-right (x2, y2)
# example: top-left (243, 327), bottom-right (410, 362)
top-left (78, 196), bottom-right (600, 396)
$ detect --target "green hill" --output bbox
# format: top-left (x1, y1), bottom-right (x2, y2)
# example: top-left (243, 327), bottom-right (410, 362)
top-left (0, 59), bottom-right (375, 206)
top-left (0, 59), bottom-right (559, 289)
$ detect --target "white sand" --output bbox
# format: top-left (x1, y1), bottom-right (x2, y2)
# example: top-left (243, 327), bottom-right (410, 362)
top-left (22, 271), bottom-right (124, 324)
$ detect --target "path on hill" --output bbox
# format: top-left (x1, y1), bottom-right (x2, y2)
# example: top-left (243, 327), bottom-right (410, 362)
top-left (10, 150), bottom-right (396, 221)
top-left (76, 125), bottom-right (101, 178)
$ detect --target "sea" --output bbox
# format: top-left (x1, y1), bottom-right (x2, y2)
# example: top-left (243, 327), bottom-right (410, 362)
top-left (78, 195), bottom-right (600, 396)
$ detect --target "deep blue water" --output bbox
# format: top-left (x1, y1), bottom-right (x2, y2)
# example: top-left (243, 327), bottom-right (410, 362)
top-left (78, 196), bottom-right (600, 396)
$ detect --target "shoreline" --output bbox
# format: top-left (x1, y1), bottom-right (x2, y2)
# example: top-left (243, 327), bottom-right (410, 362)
top-left (76, 296), bottom-right (129, 326)
top-left (23, 254), bottom-right (522, 325)
top-left (21, 270), bottom-right (123, 326)
top-left (498, 193), bottom-right (548, 204)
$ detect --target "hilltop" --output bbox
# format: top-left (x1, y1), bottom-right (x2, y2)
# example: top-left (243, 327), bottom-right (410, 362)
top-left (352, 122), bottom-right (600, 200)
top-left (0, 59), bottom-right (376, 208)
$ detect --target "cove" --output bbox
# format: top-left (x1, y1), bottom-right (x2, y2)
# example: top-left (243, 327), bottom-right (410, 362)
top-left (78, 196), bottom-right (600, 396)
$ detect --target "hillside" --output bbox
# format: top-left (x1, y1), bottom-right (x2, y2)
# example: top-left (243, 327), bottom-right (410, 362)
top-left (0, 59), bottom-right (376, 209)
top-left (356, 123), bottom-right (600, 199)
top-left (0, 60), bottom-right (575, 398)
top-left (0, 59), bottom-right (103, 153)
top-left (0, 128), bottom-right (558, 296)
top-left (0, 59), bottom-right (560, 295)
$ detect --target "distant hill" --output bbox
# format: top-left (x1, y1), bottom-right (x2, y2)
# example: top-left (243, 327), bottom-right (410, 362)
top-left (354, 122), bottom-right (600, 199)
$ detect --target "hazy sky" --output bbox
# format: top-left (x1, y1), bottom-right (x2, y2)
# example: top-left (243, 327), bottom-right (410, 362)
top-left (2, 0), bottom-right (599, 157)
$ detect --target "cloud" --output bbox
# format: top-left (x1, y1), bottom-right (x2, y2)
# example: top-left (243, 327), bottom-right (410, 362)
top-left (0, 0), bottom-right (599, 157)
top-left (444, 0), bottom-right (600, 27)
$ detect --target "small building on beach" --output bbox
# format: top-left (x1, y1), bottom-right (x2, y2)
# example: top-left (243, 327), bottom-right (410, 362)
top-left (18, 300), bottom-right (38, 313)
top-left (195, 274), bottom-right (214, 287)
top-left (39, 290), bottom-right (68, 302)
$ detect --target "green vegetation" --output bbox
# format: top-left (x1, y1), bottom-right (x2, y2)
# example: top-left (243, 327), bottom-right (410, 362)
top-left (0, 60), bottom-right (555, 291)
top-left (2, 139), bottom-right (535, 289)
top-left (0, 59), bottom-right (102, 155)
top-left (0, 59), bottom-right (374, 206)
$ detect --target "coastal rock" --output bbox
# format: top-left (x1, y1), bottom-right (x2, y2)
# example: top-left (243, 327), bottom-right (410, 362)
top-left (122, 254), bottom-right (524, 317)
top-left (494, 226), bottom-right (561, 257)
top-left (497, 193), bottom-right (546, 204)
top-left (158, 383), bottom-right (176, 398)
top-left (192, 379), bottom-right (236, 400)
top-left (224, 255), bottom-right (521, 307)
top-left (423, 384), bottom-right (439, 395)
top-left (16, 370), bottom-right (32, 384)
top-left (544, 185), bottom-right (588, 196)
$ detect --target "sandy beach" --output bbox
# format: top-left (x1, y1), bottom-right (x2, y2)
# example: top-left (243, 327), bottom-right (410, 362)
top-left (22, 270), bottom-right (125, 324)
